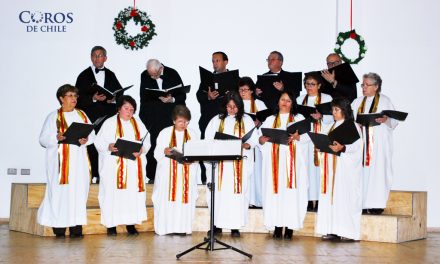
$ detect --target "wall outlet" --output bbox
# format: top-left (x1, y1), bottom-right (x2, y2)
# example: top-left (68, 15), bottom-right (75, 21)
top-left (21, 169), bottom-right (31, 175)
top-left (7, 168), bottom-right (17, 175)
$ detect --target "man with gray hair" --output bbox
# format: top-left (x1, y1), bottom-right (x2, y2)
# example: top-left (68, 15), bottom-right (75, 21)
top-left (139, 59), bottom-right (185, 182)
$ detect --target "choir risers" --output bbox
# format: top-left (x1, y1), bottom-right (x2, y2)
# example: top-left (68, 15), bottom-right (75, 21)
top-left (9, 183), bottom-right (427, 243)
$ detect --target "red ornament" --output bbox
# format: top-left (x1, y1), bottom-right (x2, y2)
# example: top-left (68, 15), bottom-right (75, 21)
top-left (116, 21), bottom-right (123, 30)
top-left (350, 31), bottom-right (357, 39)
top-left (129, 41), bottom-right (136, 47)
top-left (130, 9), bottom-right (139, 17)
top-left (141, 25), bottom-right (149, 32)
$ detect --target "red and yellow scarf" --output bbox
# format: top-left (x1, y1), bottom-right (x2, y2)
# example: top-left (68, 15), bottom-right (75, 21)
top-left (320, 122), bottom-right (338, 204)
top-left (302, 93), bottom-right (322, 166)
top-left (271, 113), bottom-right (296, 194)
top-left (168, 127), bottom-right (191, 203)
top-left (357, 94), bottom-right (380, 166)
top-left (217, 118), bottom-right (244, 193)
top-left (56, 108), bottom-right (90, 185)
top-left (249, 98), bottom-right (258, 113)
top-left (115, 115), bottom-right (145, 192)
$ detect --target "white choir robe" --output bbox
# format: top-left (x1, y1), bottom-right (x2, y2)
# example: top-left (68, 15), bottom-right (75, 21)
top-left (351, 94), bottom-right (398, 209)
top-left (204, 114), bottom-right (258, 229)
top-left (152, 126), bottom-right (200, 235)
top-left (37, 109), bottom-right (95, 228)
top-left (315, 119), bottom-right (363, 240)
top-left (94, 115), bottom-right (150, 228)
top-left (296, 93), bottom-right (333, 201)
top-left (259, 113), bottom-right (310, 231)
top-left (243, 98), bottom-right (267, 207)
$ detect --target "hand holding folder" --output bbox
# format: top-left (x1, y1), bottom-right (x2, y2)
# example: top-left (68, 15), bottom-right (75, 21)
top-left (111, 134), bottom-right (148, 160)
top-left (92, 84), bottom-right (133, 98)
top-left (58, 115), bottom-right (106, 146)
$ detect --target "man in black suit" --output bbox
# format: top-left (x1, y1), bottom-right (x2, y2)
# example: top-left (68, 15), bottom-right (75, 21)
top-left (75, 46), bottom-right (123, 183)
top-left (320, 53), bottom-right (357, 102)
top-left (139, 59), bottom-right (185, 182)
top-left (256, 51), bottom-right (301, 110)
top-left (196, 51), bottom-right (229, 183)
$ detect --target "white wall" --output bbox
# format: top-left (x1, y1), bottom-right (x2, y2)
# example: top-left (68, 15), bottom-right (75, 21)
top-left (1, 0), bottom-right (439, 226)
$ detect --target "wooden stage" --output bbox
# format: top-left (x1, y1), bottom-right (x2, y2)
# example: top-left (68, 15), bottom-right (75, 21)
top-left (9, 183), bottom-right (427, 243)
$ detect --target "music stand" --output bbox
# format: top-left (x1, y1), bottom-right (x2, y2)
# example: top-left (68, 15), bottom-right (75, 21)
top-left (175, 140), bottom-right (252, 259)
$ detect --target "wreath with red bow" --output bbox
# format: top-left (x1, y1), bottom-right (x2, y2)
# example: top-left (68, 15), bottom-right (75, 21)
top-left (113, 7), bottom-right (156, 50)
top-left (334, 29), bottom-right (367, 64)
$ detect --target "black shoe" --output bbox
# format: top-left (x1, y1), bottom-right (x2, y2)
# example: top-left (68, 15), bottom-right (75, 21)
top-left (207, 226), bottom-right (222, 236)
top-left (321, 234), bottom-right (340, 241)
top-left (307, 201), bottom-right (314, 212)
top-left (172, 233), bottom-right (187, 236)
top-left (126, 225), bottom-right (139, 235)
top-left (231, 229), bottom-right (240, 237)
top-left (362, 209), bottom-right (369, 214)
top-left (369, 208), bottom-right (384, 215)
top-left (273, 226), bottom-right (283, 239)
top-left (52, 227), bottom-right (66, 238)
top-left (313, 201), bottom-right (319, 212)
top-left (107, 227), bottom-right (117, 236)
top-left (284, 228), bottom-right (293, 240)
top-left (339, 236), bottom-right (355, 243)
top-left (69, 225), bottom-right (83, 238)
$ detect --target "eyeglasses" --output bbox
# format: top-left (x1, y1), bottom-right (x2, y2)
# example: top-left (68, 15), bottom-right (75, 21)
top-left (360, 83), bottom-right (376, 88)
top-left (238, 87), bottom-right (250, 92)
top-left (327, 61), bottom-right (341, 67)
top-left (305, 82), bottom-right (318, 87)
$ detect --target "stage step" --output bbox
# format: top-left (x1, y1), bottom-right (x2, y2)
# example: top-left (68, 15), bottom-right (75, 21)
top-left (9, 183), bottom-right (427, 243)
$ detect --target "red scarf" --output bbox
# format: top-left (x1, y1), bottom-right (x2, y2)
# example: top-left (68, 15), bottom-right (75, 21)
top-left (115, 115), bottom-right (145, 192)
top-left (168, 127), bottom-right (191, 203)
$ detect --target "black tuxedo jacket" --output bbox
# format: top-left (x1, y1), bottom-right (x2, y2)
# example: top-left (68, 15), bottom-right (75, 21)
top-left (257, 69), bottom-right (301, 110)
top-left (139, 65), bottom-right (185, 142)
top-left (196, 70), bottom-right (223, 138)
top-left (75, 67), bottom-right (122, 122)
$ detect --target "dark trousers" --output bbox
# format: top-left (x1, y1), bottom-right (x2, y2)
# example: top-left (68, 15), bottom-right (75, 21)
top-left (87, 145), bottom-right (99, 180)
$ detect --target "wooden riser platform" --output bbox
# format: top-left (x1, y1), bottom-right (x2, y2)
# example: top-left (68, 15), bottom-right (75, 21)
top-left (9, 183), bottom-right (427, 243)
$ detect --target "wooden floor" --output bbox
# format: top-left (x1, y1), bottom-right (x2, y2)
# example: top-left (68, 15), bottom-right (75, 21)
top-left (1, 224), bottom-right (439, 263)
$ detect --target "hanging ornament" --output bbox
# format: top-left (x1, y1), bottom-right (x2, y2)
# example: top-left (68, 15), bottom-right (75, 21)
top-left (112, 5), bottom-right (157, 50)
top-left (334, 0), bottom-right (367, 64)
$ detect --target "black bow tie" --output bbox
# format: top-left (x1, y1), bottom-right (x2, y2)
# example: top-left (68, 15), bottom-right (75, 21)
top-left (95, 68), bottom-right (105, 74)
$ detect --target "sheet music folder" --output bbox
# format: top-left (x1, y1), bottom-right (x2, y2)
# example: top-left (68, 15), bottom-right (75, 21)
top-left (167, 139), bottom-right (242, 163)
top-left (59, 115), bottom-right (106, 146)
top-left (111, 138), bottom-right (143, 161)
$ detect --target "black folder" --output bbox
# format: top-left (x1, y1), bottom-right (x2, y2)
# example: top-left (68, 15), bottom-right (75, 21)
top-left (295, 105), bottom-right (317, 117)
top-left (111, 138), bottom-right (143, 160)
top-left (356, 110), bottom-right (408, 127)
top-left (330, 62), bottom-right (359, 84)
top-left (308, 121), bottom-right (360, 155)
top-left (166, 148), bottom-right (185, 164)
top-left (307, 132), bottom-right (339, 155)
top-left (92, 84), bottom-right (133, 98)
top-left (246, 109), bottom-right (274, 123)
top-left (261, 120), bottom-right (310, 145)
top-left (214, 127), bottom-right (256, 143)
top-left (256, 71), bottom-right (302, 100)
top-left (144, 85), bottom-right (191, 99)
top-left (199, 66), bottom-right (239, 95)
top-left (286, 119), bottom-right (312, 135)
top-left (59, 116), bottom-right (106, 146)
top-left (315, 102), bottom-right (332, 115)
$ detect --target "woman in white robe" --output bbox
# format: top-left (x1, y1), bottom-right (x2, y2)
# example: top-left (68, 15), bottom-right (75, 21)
top-left (259, 92), bottom-right (309, 240)
top-left (316, 97), bottom-right (363, 242)
top-left (238, 77), bottom-right (267, 208)
top-left (297, 73), bottom-right (333, 212)
top-left (152, 105), bottom-right (199, 235)
top-left (38, 84), bottom-right (95, 238)
top-left (204, 92), bottom-right (258, 237)
top-left (351, 73), bottom-right (398, 214)
top-left (95, 95), bottom-right (150, 236)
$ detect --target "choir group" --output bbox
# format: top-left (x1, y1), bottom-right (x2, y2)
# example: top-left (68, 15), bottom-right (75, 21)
top-left (37, 46), bottom-right (401, 243)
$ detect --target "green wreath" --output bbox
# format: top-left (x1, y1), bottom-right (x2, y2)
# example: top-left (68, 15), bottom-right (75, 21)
top-left (334, 29), bottom-right (367, 64)
top-left (113, 7), bottom-right (157, 50)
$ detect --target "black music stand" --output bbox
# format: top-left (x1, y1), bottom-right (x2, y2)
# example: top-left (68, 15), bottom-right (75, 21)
top-left (175, 144), bottom-right (252, 259)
